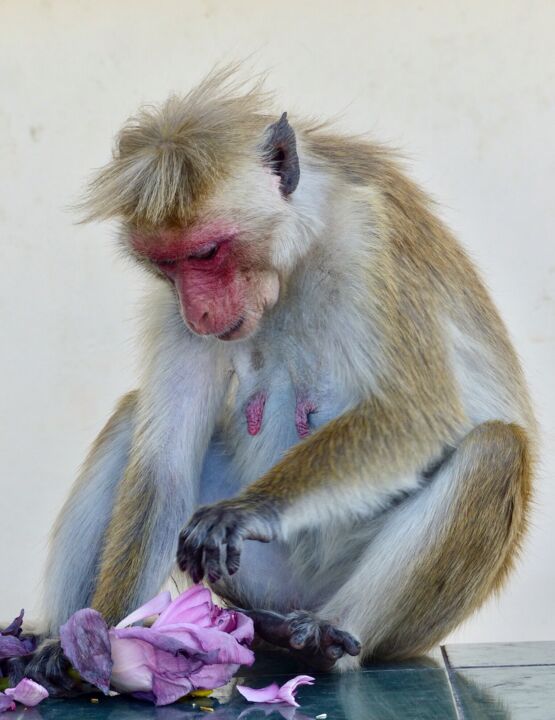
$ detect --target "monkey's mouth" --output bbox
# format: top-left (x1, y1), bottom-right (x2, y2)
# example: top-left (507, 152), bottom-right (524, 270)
top-left (216, 316), bottom-right (246, 341)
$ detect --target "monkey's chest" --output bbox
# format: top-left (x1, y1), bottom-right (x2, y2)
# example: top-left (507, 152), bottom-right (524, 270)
top-left (218, 344), bottom-right (350, 490)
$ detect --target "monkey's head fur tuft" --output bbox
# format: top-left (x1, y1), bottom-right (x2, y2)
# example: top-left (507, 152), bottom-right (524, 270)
top-left (79, 66), bottom-right (273, 229)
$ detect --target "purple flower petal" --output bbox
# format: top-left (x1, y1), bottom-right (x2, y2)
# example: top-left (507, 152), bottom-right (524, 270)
top-left (237, 676), bottom-right (315, 707)
top-left (0, 635), bottom-right (35, 660)
top-left (153, 585), bottom-right (213, 629)
top-left (151, 673), bottom-right (194, 706)
top-left (219, 611), bottom-right (255, 645)
top-left (237, 682), bottom-right (282, 703)
top-left (110, 625), bottom-right (209, 660)
top-left (0, 611), bottom-right (35, 659)
top-left (115, 591), bottom-right (172, 629)
top-left (106, 587), bottom-right (256, 704)
top-left (109, 635), bottom-right (200, 704)
top-left (109, 635), bottom-right (156, 693)
top-left (153, 623), bottom-right (255, 666)
top-left (1, 611), bottom-right (24, 638)
top-left (60, 608), bottom-right (113, 694)
top-left (189, 661), bottom-right (240, 690)
top-left (4, 678), bottom-right (49, 707)
top-left (0, 693), bottom-right (15, 713)
top-left (276, 675), bottom-right (315, 706)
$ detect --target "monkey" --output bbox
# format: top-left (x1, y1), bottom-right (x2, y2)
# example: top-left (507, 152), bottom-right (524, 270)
top-left (16, 68), bottom-right (535, 693)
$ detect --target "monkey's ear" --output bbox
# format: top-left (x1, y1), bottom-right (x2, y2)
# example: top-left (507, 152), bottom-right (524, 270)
top-left (262, 112), bottom-right (300, 196)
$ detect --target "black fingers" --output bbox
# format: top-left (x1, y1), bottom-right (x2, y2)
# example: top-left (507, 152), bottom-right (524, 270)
top-left (289, 630), bottom-right (309, 650)
top-left (283, 612), bottom-right (362, 669)
top-left (23, 640), bottom-right (80, 697)
top-left (325, 644), bottom-right (344, 661)
top-left (225, 528), bottom-right (243, 576)
top-left (189, 545), bottom-right (205, 584)
top-left (177, 505), bottom-right (248, 583)
top-left (324, 625), bottom-right (362, 657)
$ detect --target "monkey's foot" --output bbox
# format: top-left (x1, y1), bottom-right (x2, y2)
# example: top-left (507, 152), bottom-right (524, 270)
top-left (10, 639), bottom-right (83, 697)
top-left (246, 608), bottom-right (361, 671)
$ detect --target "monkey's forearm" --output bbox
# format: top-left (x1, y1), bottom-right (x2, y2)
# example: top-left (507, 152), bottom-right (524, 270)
top-left (244, 392), bottom-right (463, 510)
top-left (89, 322), bottom-right (230, 624)
top-left (176, 389), bottom-right (465, 582)
top-left (42, 392), bottom-right (137, 634)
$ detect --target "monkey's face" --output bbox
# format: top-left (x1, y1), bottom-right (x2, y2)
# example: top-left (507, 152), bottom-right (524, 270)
top-left (130, 187), bottom-right (284, 343)
top-left (118, 110), bottom-right (304, 341)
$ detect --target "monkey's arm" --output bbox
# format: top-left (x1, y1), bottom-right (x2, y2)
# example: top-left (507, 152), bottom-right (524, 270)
top-left (177, 377), bottom-right (465, 583)
top-left (90, 327), bottom-right (229, 625)
top-left (42, 391), bottom-right (138, 635)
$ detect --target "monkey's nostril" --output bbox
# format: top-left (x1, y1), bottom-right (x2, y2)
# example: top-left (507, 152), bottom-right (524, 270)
top-left (188, 310), bottom-right (213, 335)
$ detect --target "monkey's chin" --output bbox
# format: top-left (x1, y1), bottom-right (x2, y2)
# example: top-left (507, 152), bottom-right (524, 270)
top-left (216, 315), bottom-right (257, 342)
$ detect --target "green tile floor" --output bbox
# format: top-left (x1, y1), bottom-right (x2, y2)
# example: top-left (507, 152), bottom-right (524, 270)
top-left (24, 642), bottom-right (555, 719)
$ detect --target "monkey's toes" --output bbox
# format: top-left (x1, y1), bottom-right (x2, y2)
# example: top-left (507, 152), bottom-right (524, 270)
top-left (21, 639), bottom-right (82, 697)
top-left (287, 612), bottom-right (361, 670)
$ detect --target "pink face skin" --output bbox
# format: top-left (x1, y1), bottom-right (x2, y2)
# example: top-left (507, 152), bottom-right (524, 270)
top-left (132, 223), bottom-right (280, 341)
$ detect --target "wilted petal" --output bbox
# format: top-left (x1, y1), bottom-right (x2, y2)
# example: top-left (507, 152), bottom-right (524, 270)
top-left (0, 633), bottom-right (35, 660)
top-left (153, 585), bottom-right (213, 629)
top-left (276, 676), bottom-right (314, 706)
top-left (60, 608), bottom-right (113, 694)
top-left (5, 678), bottom-right (49, 707)
top-left (110, 633), bottom-right (205, 698)
top-left (154, 623), bottom-right (254, 666)
top-left (237, 682), bottom-right (281, 703)
top-left (151, 673), bottom-right (194, 706)
top-left (105, 587), bottom-right (256, 704)
top-left (115, 591), bottom-right (172, 629)
top-left (0, 611), bottom-right (35, 659)
top-left (237, 676), bottom-right (315, 707)
top-left (223, 611), bottom-right (254, 645)
top-left (110, 625), bottom-right (209, 659)
top-left (109, 636), bottom-right (155, 693)
top-left (1, 611), bottom-right (24, 638)
top-left (190, 661), bottom-right (240, 691)
top-left (0, 693), bottom-right (15, 713)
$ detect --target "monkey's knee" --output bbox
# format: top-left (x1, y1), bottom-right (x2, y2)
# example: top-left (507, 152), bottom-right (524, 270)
top-left (360, 423), bottom-right (533, 661)
top-left (457, 421), bottom-right (532, 544)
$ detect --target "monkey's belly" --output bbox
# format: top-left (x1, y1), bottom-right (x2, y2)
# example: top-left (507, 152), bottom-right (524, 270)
top-left (198, 429), bottom-right (308, 609)
top-left (217, 539), bottom-right (308, 612)
top-left (197, 375), bottom-right (351, 610)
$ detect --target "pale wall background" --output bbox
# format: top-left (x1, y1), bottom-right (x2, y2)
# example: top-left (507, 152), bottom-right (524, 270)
top-left (1, 1), bottom-right (554, 644)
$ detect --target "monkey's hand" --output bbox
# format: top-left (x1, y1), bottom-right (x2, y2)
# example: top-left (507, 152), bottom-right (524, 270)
top-left (176, 497), bottom-right (279, 583)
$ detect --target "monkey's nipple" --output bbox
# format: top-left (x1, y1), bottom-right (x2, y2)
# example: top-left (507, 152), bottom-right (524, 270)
top-left (295, 396), bottom-right (318, 439)
top-left (245, 391), bottom-right (267, 436)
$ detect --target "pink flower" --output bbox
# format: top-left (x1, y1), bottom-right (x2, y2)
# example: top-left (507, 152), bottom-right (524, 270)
top-left (0, 694), bottom-right (15, 714)
top-left (61, 585), bottom-right (255, 706)
top-left (4, 678), bottom-right (49, 707)
top-left (237, 675), bottom-right (315, 707)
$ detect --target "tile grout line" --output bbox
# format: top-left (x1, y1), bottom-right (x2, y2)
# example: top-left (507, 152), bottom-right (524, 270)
top-left (457, 662), bottom-right (555, 669)
top-left (441, 645), bottom-right (468, 720)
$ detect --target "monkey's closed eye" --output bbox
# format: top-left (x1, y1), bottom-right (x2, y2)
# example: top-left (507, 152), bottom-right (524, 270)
top-left (188, 244), bottom-right (219, 261)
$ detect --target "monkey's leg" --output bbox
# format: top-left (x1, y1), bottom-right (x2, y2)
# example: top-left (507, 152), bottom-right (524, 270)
top-left (13, 392), bottom-right (138, 694)
top-left (319, 421), bottom-right (532, 669)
